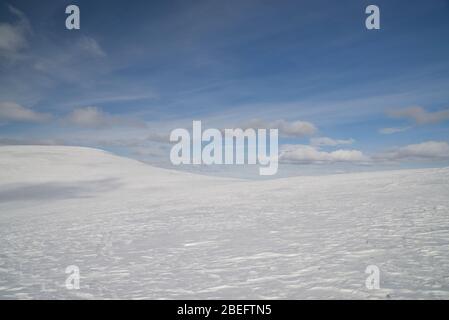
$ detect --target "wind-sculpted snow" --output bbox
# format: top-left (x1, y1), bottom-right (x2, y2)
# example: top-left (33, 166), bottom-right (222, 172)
top-left (1, 146), bottom-right (448, 299)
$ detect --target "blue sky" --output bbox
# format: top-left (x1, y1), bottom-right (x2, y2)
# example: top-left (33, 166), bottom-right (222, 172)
top-left (1, 0), bottom-right (449, 176)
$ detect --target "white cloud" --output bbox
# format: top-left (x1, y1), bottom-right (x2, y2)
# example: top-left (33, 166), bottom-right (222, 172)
top-left (0, 137), bottom-right (63, 145)
top-left (284, 140), bottom-right (449, 165)
top-left (280, 144), bottom-right (367, 164)
top-left (77, 36), bottom-right (106, 57)
top-left (0, 23), bottom-right (25, 53)
top-left (388, 106), bottom-right (449, 125)
top-left (277, 120), bottom-right (317, 137)
top-left (32, 36), bottom-right (106, 77)
top-left (146, 132), bottom-right (170, 143)
top-left (378, 141), bottom-right (449, 161)
top-left (0, 5), bottom-right (30, 59)
top-left (65, 106), bottom-right (146, 129)
top-left (310, 137), bottom-right (354, 147)
top-left (243, 118), bottom-right (317, 137)
top-left (378, 127), bottom-right (410, 134)
top-left (0, 102), bottom-right (52, 123)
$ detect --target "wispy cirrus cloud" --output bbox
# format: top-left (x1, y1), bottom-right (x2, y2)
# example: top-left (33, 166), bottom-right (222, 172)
top-left (76, 36), bottom-right (106, 57)
top-left (32, 35), bottom-right (107, 77)
top-left (0, 5), bottom-right (30, 60)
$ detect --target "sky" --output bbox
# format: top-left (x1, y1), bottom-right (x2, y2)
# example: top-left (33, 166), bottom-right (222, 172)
top-left (1, 0), bottom-right (449, 177)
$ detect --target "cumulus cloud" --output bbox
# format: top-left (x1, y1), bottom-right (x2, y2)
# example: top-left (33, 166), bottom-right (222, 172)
top-left (379, 127), bottom-right (410, 134)
top-left (242, 118), bottom-right (317, 137)
top-left (0, 5), bottom-right (30, 59)
top-left (377, 141), bottom-right (449, 161)
top-left (280, 144), bottom-right (368, 164)
top-left (282, 141), bottom-right (449, 165)
top-left (0, 102), bottom-right (52, 123)
top-left (388, 106), bottom-right (449, 125)
top-left (310, 137), bottom-right (354, 147)
top-left (65, 106), bottom-right (147, 129)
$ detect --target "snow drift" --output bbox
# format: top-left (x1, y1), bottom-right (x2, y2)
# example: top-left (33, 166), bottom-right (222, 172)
top-left (1, 146), bottom-right (448, 299)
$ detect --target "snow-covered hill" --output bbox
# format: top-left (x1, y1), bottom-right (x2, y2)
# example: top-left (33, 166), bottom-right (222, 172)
top-left (1, 146), bottom-right (448, 299)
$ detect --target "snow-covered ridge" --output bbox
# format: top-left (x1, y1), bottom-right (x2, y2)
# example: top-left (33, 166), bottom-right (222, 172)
top-left (1, 146), bottom-right (448, 299)
top-left (0, 145), bottom-right (223, 183)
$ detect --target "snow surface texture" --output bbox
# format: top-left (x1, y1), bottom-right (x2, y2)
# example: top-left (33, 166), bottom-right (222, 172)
top-left (0, 146), bottom-right (448, 299)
